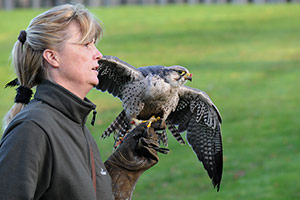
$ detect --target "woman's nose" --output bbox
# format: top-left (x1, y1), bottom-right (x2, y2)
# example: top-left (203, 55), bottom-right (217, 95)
top-left (94, 47), bottom-right (102, 61)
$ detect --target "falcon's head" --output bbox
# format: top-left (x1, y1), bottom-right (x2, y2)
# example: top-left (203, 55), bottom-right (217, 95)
top-left (164, 65), bottom-right (192, 87)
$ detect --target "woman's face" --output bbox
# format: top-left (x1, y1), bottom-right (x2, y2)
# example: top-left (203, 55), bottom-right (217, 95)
top-left (52, 22), bottom-right (102, 99)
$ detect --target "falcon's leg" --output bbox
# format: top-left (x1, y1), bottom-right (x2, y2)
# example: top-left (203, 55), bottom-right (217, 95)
top-left (145, 115), bottom-right (170, 147)
top-left (129, 115), bottom-right (160, 128)
top-left (130, 118), bottom-right (144, 126)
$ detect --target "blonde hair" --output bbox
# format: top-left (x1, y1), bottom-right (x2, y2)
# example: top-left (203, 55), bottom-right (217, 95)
top-left (3, 4), bottom-right (103, 130)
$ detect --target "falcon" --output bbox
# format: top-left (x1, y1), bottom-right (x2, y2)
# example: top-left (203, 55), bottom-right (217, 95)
top-left (96, 55), bottom-right (223, 191)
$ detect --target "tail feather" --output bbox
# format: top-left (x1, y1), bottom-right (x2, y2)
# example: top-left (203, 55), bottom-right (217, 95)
top-left (159, 129), bottom-right (168, 147)
top-left (168, 124), bottom-right (185, 144)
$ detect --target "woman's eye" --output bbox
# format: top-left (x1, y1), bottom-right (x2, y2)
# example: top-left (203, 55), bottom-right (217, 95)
top-left (84, 39), bottom-right (96, 48)
top-left (84, 41), bottom-right (94, 47)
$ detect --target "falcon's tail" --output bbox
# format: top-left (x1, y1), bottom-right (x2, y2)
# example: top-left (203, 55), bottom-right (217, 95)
top-left (167, 124), bottom-right (186, 145)
top-left (158, 129), bottom-right (168, 147)
top-left (101, 110), bottom-right (129, 139)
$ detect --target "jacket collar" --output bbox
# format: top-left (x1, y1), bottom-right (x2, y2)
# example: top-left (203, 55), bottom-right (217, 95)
top-left (34, 80), bottom-right (96, 125)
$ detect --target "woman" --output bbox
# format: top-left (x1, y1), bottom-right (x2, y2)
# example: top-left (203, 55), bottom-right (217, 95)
top-left (0, 4), bottom-right (164, 200)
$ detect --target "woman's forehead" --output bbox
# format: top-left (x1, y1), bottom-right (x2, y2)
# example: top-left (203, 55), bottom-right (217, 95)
top-left (65, 22), bottom-right (87, 44)
top-left (67, 21), bottom-right (98, 45)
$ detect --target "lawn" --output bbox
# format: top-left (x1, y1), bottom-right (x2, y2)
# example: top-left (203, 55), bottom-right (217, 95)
top-left (0, 4), bottom-right (300, 200)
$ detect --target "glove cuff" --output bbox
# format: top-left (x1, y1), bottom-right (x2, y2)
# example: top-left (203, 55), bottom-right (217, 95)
top-left (104, 157), bottom-right (143, 200)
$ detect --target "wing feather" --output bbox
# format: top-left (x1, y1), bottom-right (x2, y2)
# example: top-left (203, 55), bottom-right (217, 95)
top-left (96, 55), bottom-right (144, 98)
top-left (167, 86), bottom-right (223, 191)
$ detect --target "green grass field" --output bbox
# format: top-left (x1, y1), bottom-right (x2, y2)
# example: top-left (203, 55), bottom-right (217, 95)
top-left (1, 4), bottom-right (300, 199)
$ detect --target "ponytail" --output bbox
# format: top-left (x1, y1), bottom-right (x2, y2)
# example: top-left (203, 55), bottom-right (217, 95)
top-left (3, 35), bottom-right (38, 130)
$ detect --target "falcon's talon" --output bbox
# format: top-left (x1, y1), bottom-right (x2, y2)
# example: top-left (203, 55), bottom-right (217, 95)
top-left (146, 115), bottom-right (160, 128)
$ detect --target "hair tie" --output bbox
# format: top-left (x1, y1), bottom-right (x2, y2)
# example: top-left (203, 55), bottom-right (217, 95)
top-left (15, 86), bottom-right (33, 104)
top-left (18, 30), bottom-right (27, 45)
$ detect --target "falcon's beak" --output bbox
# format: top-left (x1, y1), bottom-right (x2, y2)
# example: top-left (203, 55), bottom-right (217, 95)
top-left (184, 73), bottom-right (192, 81)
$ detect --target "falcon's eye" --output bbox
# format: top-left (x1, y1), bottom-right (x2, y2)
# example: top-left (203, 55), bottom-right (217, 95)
top-left (179, 71), bottom-right (186, 76)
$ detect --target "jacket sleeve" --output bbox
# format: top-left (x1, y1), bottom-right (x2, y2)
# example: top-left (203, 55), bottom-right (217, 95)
top-left (0, 120), bottom-right (52, 200)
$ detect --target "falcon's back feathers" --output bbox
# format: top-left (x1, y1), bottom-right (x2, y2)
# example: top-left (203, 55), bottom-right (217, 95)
top-left (96, 55), bottom-right (223, 191)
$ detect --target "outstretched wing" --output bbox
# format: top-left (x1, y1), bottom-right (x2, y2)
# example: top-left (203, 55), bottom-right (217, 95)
top-left (167, 86), bottom-right (223, 191)
top-left (96, 55), bottom-right (144, 98)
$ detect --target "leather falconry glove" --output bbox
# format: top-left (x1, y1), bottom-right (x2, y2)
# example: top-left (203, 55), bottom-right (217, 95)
top-left (104, 120), bottom-right (169, 200)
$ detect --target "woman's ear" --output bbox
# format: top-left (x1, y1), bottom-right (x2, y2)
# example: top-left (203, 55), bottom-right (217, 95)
top-left (43, 49), bottom-right (60, 68)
